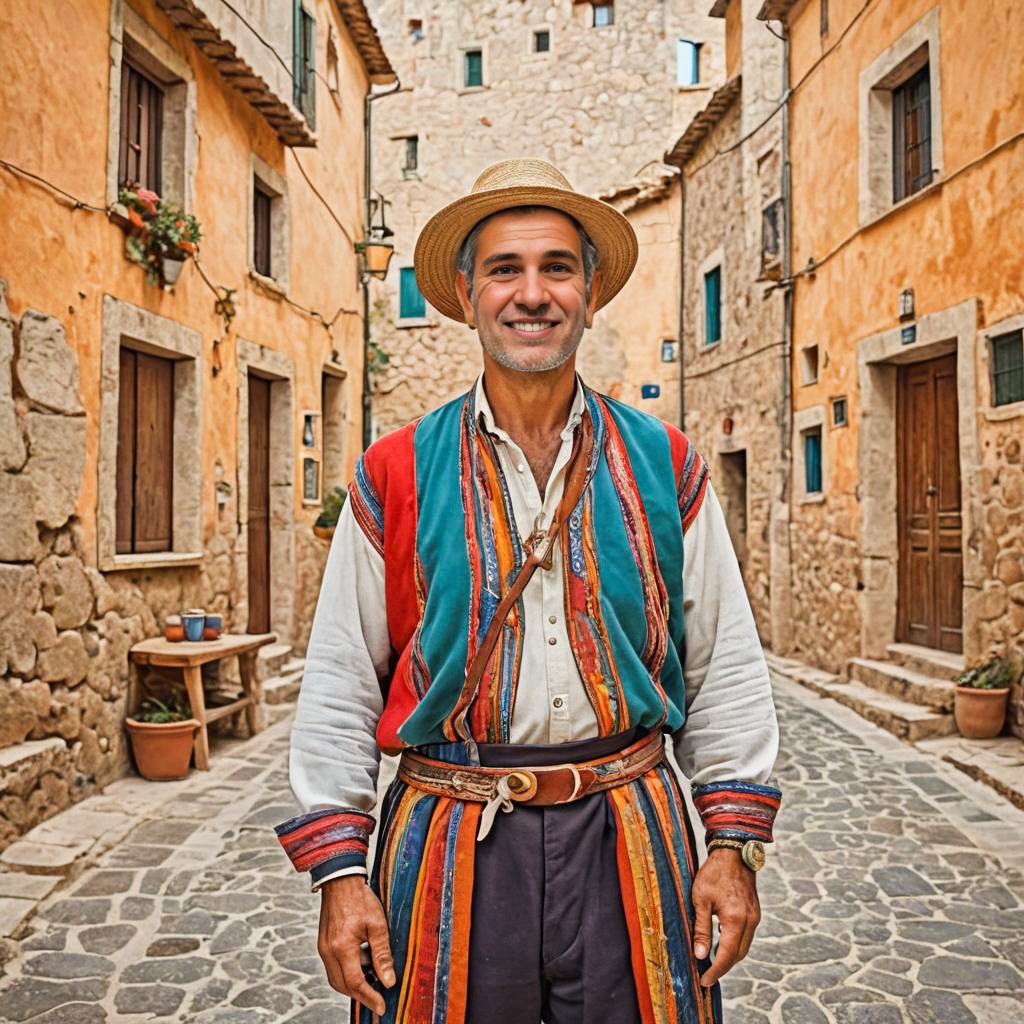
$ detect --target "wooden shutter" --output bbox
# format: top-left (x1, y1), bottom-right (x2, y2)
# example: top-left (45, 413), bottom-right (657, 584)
top-left (119, 62), bottom-right (164, 194)
top-left (805, 429), bottom-right (822, 493)
top-left (400, 267), bottom-right (426, 319)
top-left (116, 348), bottom-right (137, 554)
top-left (704, 267), bottom-right (721, 344)
top-left (133, 352), bottom-right (174, 552)
top-left (253, 183), bottom-right (273, 277)
top-left (247, 375), bottom-right (272, 634)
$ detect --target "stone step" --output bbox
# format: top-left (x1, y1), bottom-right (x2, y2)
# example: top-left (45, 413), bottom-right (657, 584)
top-left (766, 654), bottom-right (841, 697)
top-left (264, 661), bottom-right (304, 706)
top-left (818, 679), bottom-right (956, 743)
top-left (848, 657), bottom-right (957, 712)
top-left (885, 642), bottom-right (964, 682)
top-left (255, 642), bottom-right (293, 681)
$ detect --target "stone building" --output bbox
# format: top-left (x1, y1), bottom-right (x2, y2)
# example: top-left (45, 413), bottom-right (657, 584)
top-left (664, 0), bottom-right (787, 644)
top-left (0, 0), bottom-right (394, 848)
top-left (363, 0), bottom-right (728, 434)
top-left (764, 0), bottom-right (1024, 735)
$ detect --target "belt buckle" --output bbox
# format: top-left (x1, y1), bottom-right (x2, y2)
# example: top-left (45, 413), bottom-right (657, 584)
top-left (504, 769), bottom-right (537, 802)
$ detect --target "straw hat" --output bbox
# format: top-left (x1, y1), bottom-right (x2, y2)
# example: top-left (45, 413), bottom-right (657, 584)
top-left (413, 158), bottom-right (639, 323)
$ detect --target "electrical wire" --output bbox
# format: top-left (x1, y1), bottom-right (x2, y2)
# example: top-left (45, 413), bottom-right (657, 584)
top-left (683, 339), bottom-right (786, 380)
top-left (0, 158), bottom-right (107, 213)
top-left (288, 148), bottom-right (357, 246)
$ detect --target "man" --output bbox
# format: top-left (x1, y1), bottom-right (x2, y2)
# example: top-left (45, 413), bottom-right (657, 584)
top-left (275, 159), bottom-right (781, 1024)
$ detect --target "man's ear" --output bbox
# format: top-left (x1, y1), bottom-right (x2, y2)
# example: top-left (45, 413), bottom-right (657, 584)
top-left (454, 270), bottom-right (476, 327)
top-left (584, 269), bottom-right (603, 329)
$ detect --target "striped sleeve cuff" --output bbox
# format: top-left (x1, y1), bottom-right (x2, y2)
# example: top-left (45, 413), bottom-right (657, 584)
top-left (692, 781), bottom-right (782, 843)
top-left (274, 808), bottom-right (375, 877)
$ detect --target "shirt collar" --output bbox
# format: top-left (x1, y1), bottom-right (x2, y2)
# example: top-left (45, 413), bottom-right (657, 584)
top-left (475, 373), bottom-right (586, 444)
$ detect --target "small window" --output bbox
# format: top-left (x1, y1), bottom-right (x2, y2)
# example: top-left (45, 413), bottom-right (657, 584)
top-left (534, 30), bottom-right (550, 53)
top-left (992, 329), bottom-right (1024, 406)
top-left (761, 198), bottom-right (783, 280)
top-left (832, 396), bottom-right (848, 427)
top-left (408, 19), bottom-right (424, 43)
top-left (117, 347), bottom-right (175, 553)
top-left (464, 49), bottom-right (483, 88)
top-left (804, 428), bottom-right (823, 494)
top-left (294, 4), bottom-right (316, 129)
top-left (820, 0), bottom-right (829, 35)
top-left (399, 267), bottom-right (426, 319)
top-left (704, 266), bottom-right (721, 345)
top-left (593, 3), bottom-right (614, 28)
top-left (253, 180), bottom-right (273, 278)
top-left (801, 344), bottom-right (819, 385)
top-left (119, 61), bottom-right (164, 193)
top-left (677, 40), bottom-right (700, 86)
top-left (893, 64), bottom-right (931, 202)
top-left (403, 136), bottom-right (419, 174)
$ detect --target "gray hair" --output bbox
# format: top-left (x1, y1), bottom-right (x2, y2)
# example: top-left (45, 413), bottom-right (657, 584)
top-left (456, 205), bottom-right (600, 303)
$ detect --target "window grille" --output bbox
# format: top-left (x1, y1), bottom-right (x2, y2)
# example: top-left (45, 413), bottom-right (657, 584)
top-left (119, 61), bottom-right (164, 193)
top-left (704, 267), bottom-right (721, 345)
top-left (893, 64), bottom-right (931, 202)
top-left (400, 267), bottom-right (426, 319)
top-left (804, 429), bottom-right (823, 494)
top-left (464, 49), bottom-right (483, 87)
top-left (992, 329), bottom-right (1024, 406)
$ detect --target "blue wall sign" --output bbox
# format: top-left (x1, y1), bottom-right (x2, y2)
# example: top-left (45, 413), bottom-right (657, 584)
top-left (641, 384), bottom-right (661, 399)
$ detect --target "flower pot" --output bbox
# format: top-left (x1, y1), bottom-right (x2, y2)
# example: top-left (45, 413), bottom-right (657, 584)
top-left (161, 255), bottom-right (185, 286)
top-left (125, 717), bottom-right (199, 780)
top-left (313, 524), bottom-right (336, 541)
top-left (954, 686), bottom-right (1009, 739)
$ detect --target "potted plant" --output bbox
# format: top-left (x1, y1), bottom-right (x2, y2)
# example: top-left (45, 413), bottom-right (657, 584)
top-left (314, 485), bottom-right (347, 541)
top-left (117, 187), bottom-right (201, 287)
top-left (954, 657), bottom-right (1019, 739)
top-left (125, 691), bottom-right (199, 781)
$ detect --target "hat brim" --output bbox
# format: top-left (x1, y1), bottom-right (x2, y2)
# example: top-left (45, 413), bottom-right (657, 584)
top-left (413, 185), bottom-right (639, 324)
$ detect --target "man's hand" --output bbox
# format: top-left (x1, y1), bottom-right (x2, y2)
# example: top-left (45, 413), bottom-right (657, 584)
top-left (318, 875), bottom-right (396, 1016)
top-left (691, 848), bottom-right (761, 988)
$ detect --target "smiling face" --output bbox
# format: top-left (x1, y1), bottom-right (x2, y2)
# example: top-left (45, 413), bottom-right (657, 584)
top-left (454, 207), bottom-right (601, 375)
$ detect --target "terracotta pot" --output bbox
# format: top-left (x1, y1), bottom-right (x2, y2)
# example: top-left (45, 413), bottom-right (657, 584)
top-left (954, 686), bottom-right (1009, 739)
top-left (313, 524), bottom-right (336, 541)
top-left (164, 624), bottom-right (185, 642)
top-left (125, 717), bottom-right (199, 781)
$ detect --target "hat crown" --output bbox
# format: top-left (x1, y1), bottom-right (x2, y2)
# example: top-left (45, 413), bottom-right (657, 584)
top-left (471, 158), bottom-right (574, 195)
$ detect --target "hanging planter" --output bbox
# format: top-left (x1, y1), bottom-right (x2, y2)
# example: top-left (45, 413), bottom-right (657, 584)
top-left (117, 187), bottom-right (201, 287)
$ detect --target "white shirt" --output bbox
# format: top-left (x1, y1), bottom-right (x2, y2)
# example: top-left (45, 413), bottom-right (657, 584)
top-left (288, 376), bottom-right (779, 885)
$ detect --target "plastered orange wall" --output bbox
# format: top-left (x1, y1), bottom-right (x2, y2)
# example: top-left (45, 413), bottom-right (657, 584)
top-left (0, 0), bottom-right (370, 562)
top-left (787, 0), bottom-right (1024, 499)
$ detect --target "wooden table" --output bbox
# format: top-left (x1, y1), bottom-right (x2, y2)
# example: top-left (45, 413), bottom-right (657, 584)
top-left (128, 632), bottom-right (277, 771)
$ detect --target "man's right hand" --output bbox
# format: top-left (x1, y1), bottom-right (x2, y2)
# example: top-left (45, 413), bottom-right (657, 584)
top-left (318, 875), bottom-right (396, 1016)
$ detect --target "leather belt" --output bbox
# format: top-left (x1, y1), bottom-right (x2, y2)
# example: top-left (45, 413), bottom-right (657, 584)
top-left (398, 730), bottom-right (666, 841)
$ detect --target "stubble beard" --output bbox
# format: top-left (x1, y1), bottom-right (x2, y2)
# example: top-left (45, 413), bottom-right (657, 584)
top-left (475, 305), bottom-right (586, 374)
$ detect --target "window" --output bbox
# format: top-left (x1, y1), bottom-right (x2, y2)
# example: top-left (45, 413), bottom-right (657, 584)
top-left (719, 450), bottom-right (748, 563)
top-left (464, 49), bottom-right (483, 88)
top-left (804, 429), bottom-right (823, 494)
top-left (992, 329), bottom-right (1024, 406)
top-left (117, 347), bottom-right (174, 554)
top-left (534, 30), bottom-right (550, 53)
top-left (704, 266), bottom-right (721, 345)
top-left (832, 396), bottom-right (848, 427)
top-left (403, 136), bottom-right (419, 174)
top-left (760, 198), bottom-right (783, 280)
top-left (893, 64), bottom-right (932, 202)
top-left (253, 181), bottom-right (273, 278)
top-left (118, 61), bottom-right (164, 193)
top-left (593, 3), bottom-right (614, 28)
top-left (801, 344), bottom-right (819, 385)
top-left (408, 19), bottom-right (424, 43)
top-left (294, 3), bottom-right (316, 129)
top-left (322, 370), bottom-right (346, 492)
top-left (677, 40), bottom-right (700, 86)
top-left (399, 267), bottom-right (426, 319)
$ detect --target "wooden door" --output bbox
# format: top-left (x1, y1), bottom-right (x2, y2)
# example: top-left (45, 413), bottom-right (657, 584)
top-left (897, 354), bottom-right (963, 652)
top-left (247, 375), bottom-right (271, 634)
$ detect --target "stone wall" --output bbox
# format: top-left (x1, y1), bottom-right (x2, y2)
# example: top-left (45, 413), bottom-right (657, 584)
top-left (365, 0), bottom-right (725, 434)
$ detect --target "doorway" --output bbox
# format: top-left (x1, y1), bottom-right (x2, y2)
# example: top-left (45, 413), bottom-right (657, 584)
top-left (247, 373), bottom-right (271, 634)
top-left (896, 353), bottom-right (963, 652)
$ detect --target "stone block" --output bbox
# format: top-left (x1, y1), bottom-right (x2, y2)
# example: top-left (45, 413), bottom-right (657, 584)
top-left (0, 473), bottom-right (40, 562)
top-left (14, 309), bottom-right (84, 415)
top-left (0, 871), bottom-right (60, 900)
top-left (0, 679), bottom-right (51, 746)
top-left (0, 290), bottom-right (26, 472)
top-left (0, 896), bottom-right (37, 937)
top-left (23, 413), bottom-right (86, 531)
top-left (27, 806), bottom-right (135, 847)
top-left (84, 567), bottom-right (118, 617)
top-left (36, 630), bottom-right (89, 685)
top-left (38, 556), bottom-right (94, 629)
top-left (0, 837), bottom-right (93, 875)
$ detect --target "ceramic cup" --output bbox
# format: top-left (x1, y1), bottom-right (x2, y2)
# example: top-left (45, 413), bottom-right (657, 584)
top-left (182, 612), bottom-right (206, 642)
top-left (203, 614), bottom-right (222, 641)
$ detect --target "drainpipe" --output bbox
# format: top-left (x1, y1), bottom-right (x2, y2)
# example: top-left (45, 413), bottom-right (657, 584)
top-left (362, 77), bottom-right (401, 452)
top-left (678, 175), bottom-right (687, 431)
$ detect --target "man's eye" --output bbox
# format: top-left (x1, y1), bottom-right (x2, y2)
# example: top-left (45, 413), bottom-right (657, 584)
top-left (548, 264), bottom-right (572, 273)
top-left (492, 265), bottom-right (517, 275)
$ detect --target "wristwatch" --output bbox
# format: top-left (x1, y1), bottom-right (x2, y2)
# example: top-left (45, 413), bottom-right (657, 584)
top-left (707, 838), bottom-right (766, 872)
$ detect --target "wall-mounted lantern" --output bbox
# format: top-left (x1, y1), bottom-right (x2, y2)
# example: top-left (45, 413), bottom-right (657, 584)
top-left (357, 192), bottom-right (395, 282)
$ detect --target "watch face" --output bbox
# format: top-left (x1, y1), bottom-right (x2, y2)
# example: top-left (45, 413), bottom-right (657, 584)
top-left (742, 841), bottom-right (766, 872)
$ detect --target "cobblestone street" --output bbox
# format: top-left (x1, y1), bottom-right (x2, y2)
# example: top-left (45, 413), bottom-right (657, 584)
top-left (1, 674), bottom-right (1023, 1023)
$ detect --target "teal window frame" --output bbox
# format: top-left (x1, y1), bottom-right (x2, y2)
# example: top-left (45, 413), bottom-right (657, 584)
top-left (677, 40), bottom-right (700, 86)
top-left (464, 49), bottom-right (483, 88)
top-left (704, 266), bottom-right (722, 345)
top-left (399, 267), bottom-right (426, 320)
top-left (804, 429), bottom-right (823, 494)
top-left (992, 329), bottom-right (1024, 406)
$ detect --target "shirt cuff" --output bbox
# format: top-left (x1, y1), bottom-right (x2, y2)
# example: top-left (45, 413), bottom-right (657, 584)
top-left (692, 781), bottom-right (782, 843)
top-left (274, 808), bottom-right (375, 876)
top-left (310, 864), bottom-right (368, 892)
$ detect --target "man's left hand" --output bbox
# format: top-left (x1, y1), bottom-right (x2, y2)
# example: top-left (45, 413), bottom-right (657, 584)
top-left (691, 848), bottom-right (761, 988)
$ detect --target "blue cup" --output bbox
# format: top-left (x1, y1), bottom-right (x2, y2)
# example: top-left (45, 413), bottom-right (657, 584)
top-left (182, 613), bottom-right (206, 642)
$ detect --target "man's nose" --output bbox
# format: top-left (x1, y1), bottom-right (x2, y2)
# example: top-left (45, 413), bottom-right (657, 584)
top-left (514, 268), bottom-right (549, 310)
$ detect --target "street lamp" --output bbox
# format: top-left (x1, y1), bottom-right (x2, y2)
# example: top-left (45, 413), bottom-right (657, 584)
top-left (357, 192), bottom-right (395, 282)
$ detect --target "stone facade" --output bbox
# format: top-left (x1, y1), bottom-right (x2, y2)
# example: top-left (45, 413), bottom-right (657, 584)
top-left (364, 0), bottom-right (726, 434)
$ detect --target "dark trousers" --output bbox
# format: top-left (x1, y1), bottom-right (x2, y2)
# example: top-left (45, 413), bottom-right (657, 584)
top-left (464, 731), bottom-right (644, 1024)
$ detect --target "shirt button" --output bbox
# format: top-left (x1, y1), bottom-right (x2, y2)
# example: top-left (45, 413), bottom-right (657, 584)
top-left (552, 697), bottom-right (564, 709)
top-left (547, 636), bottom-right (557, 646)
top-left (517, 463), bottom-right (525, 473)
top-left (548, 615), bottom-right (557, 624)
